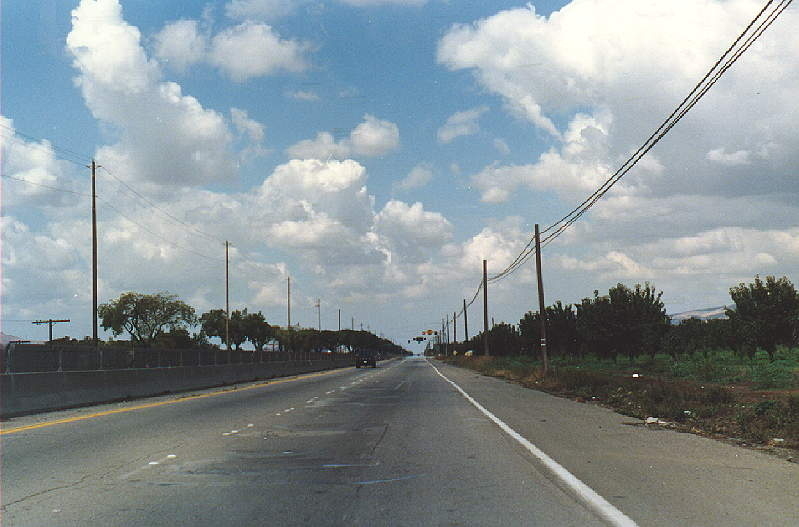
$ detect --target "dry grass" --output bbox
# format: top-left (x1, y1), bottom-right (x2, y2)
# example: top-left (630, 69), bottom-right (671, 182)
top-left (445, 356), bottom-right (799, 451)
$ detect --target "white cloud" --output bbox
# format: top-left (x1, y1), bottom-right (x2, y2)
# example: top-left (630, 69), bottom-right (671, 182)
top-left (706, 147), bottom-right (751, 166)
top-left (437, 106), bottom-right (488, 144)
top-left (286, 131), bottom-right (351, 160)
top-left (395, 163), bottom-right (433, 191)
top-left (231, 107), bottom-right (267, 159)
top-left (209, 22), bottom-right (309, 81)
top-left (374, 200), bottom-right (452, 262)
top-left (285, 90), bottom-right (320, 101)
top-left (152, 19), bottom-right (206, 72)
top-left (231, 107), bottom-right (265, 143)
top-left (225, 0), bottom-right (299, 21)
top-left (286, 114), bottom-right (400, 159)
top-left (493, 138), bottom-right (510, 155)
top-left (0, 116), bottom-right (78, 206)
top-left (438, 0), bottom-right (799, 206)
top-left (350, 114), bottom-right (400, 156)
top-left (339, 0), bottom-right (426, 5)
top-left (67, 0), bottom-right (235, 187)
top-left (471, 111), bottom-right (631, 203)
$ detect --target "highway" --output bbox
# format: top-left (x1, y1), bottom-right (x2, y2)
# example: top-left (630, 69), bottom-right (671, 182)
top-left (2, 357), bottom-right (796, 526)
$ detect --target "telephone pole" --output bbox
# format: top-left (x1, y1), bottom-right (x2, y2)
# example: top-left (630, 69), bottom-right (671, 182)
top-left (463, 298), bottom-right (469, 342)
top-left (316, 299), bottom-right (321, 330)
top-left (225, 241), bottom-right (230, 350)
top-left (351, 316), bottom-right (354, 331)
top-left (32, 319), bottom-right (70, 346)
top-left (90, 160), bottom-right (99, 347)
top-left (287, 276), bottom-right (291, 328)
top-left (338, 309), bottom-right (341, 331)
top-left (453, 311), bottom-right (457, 343)
top-left (483, 259), bottom-right (490, 356)
top-left (535, 224), bottom-right (548, 375)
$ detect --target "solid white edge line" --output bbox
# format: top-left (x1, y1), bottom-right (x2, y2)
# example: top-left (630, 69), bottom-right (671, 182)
top-left (428, 360), bottom-right (638, 527)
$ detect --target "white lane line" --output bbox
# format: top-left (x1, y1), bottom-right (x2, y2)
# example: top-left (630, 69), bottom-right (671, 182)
top-left (354, 474), bottom-right (421, 485)
top-left (428, 361), bottom-right (638, 527)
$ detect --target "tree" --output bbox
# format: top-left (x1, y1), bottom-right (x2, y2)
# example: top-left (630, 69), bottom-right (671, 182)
top-left (576, 283), bottom-right (667, 360)
top-left (98, 292), bottom-right (195, 345)
top-left (727, 275), bottom-right (799, 356)
top-left (228, 309), bottom-right (248, 350)
top-left (200, 309), bottom-right (227, 346)
top-left (520, 301), bottom-right (578, 358)
top-left (240, 311), bottom-right (273, 351)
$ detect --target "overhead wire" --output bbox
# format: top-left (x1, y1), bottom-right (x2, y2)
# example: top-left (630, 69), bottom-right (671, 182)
top-left (98, 166), bottom-right (224, 244)
top-left (487, 0), bottom-right (790, 285)
top-left (538, 0), bottom-right (792, 250)
top-left (448, 0), bottom-right (793, 321)
top-left (95, 196), bottom-right (224, 263)
top-left (1, 174), bottom-right (92, 198)
top-left (0, 124), bottom-right (92, 167)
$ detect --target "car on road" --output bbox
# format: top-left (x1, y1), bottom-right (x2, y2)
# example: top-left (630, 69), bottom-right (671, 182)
top-left (355, 354), bottom-right (376, 368)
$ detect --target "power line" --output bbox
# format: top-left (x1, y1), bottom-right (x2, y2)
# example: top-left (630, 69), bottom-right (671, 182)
top-left (539, 0), bottom-right (793, 250)
top-left (451, 0), bottom-right (792, 319)
top-left (98, 166), bottom-right (223, 244)
top-left (96, 196), bottom-right (224, 263)
top-left (0, 124), bottom-right (92, 167)
top-left (483, 0), bottom-right (792, 284)
top-left (1, 174), bottom-right (92, 198)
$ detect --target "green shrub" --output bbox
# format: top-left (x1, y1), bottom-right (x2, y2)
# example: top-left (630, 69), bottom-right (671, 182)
top-left (751, 360), bottom-right (797, 389)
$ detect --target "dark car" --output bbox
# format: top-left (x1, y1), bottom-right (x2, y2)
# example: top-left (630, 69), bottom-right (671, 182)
top-left (355, 354), bottom-right (376, 368)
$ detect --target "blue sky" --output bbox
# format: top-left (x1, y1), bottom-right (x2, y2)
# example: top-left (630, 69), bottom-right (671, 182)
top-left (3, 0), bottom-right (799, 347)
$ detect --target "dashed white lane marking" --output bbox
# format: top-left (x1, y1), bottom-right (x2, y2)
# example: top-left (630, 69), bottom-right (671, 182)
top-left (122, 454), bottom-right (178, 479)
top-left (247, 423), bottom-right (254, 427)
top-left (326, 391), bottom-right (335, 394)
top-left (428, 360), bottom-right (638, 527)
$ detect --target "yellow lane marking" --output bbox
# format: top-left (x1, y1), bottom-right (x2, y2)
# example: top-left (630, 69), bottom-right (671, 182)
top-left (0, 367), bottom-right (352, 436)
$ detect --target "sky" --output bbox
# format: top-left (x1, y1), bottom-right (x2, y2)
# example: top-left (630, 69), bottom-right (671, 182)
top-left (2, 0), bottom-right (799, 349)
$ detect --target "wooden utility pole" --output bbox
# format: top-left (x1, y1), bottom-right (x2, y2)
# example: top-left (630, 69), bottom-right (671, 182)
top-left (225, 241), bottom-right (230, 350)
top-left (535, 224), bottom-right (548, 375)
top-left (32, 319), bottom-right (70, 345)
top-left (316, 299), bottom-right (321, 330)
top-left (441, 319), bottom-right (446, 355)
top-left (483, 259), bottom-right (490, 356)
top-left (463, 298), bottom-right (469, 342)
top-left (446, 315), bottom-right (450, 353)
top-left (90, 160), bottom-right (99, 347)
top-left (453, 311), bottom-right (457, 343)
top-left (351, 316), bottom-right (354, 330)
top-left (287, 276), bottom-right (291, 328)
top-left (338, 309), bottom-right (341, 331)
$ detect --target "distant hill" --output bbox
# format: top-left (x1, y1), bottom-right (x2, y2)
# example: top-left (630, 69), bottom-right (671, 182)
top-left (668, 306), bottom-right (732, 325)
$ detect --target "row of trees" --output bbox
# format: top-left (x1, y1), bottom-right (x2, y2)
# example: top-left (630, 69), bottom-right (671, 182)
top-left (447, 275), bottom-right (799, 360)
top-left (97, 292), bottom-right (406, 355)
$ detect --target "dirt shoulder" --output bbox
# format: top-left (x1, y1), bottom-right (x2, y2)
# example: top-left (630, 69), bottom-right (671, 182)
top-left (442, 356), bottom-right (798, 460)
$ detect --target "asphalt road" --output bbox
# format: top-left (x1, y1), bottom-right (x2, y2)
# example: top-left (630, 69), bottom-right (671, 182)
top-left (2, 357), bottom-right (796, 526)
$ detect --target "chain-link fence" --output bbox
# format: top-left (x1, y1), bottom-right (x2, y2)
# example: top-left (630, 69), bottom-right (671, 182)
top-left (2, 343), bottom-right (345, 373)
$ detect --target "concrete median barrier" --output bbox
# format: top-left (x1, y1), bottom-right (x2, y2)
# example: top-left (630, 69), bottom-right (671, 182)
top-left (0, 358), bottom-right (354, 418)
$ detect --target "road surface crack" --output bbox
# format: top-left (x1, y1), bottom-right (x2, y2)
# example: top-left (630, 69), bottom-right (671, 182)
top-left (2, 473), bottom-right (94, 510)
top-left (369, 424), bottom-right (389, 456)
